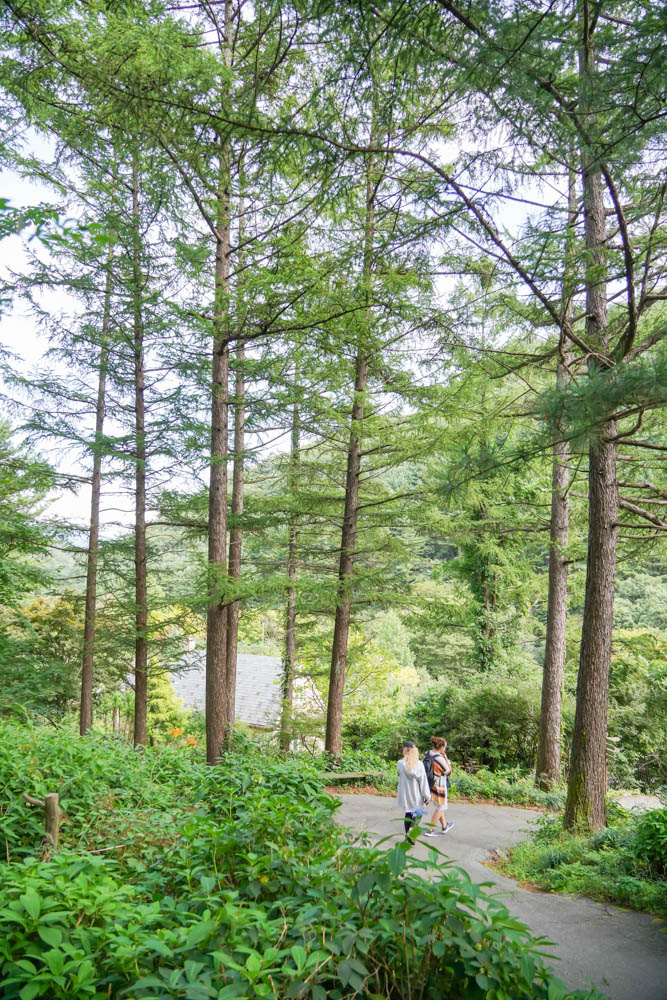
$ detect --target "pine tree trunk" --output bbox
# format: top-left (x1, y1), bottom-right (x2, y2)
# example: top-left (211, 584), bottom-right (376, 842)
top-left (477, 535), bottom-right (498, 670)
top-left (325, 352), bottom-right (369, 756)
top-left (324, 124), bottom-right (376, 757)
top-left (225, 339), bottom-right (245, 745)
top-left (131, 156), bottom-right (148, 748)
top-left (206, 144), bottom-right (231, 765)
top-left (536, 375), bottom-right (570, 787)
top-left (536, 170), bottom-right (576, 788)
top-left (79, 245), bottom-right (112, 736)
top-left (565, 13), bottom-right (616, 829)
top-left (281, 389), bottom-right (300, 753)
top-left (564, 427), bottom-right (617, 828)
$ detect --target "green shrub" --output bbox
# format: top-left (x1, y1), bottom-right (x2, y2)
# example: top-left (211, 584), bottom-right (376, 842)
top-left (498, 810), bottom-right (667, 919)
top-left (0, 721), bottom-right (600, 999)
top-left (535, 847), bottom-right (576, 872)
top-left (632, 807), bottom-right (667, 877)
top-left (402, 681), bottom-right (542, 771)
top-left (449, 767), bottom-right (565, 810)
top-left (341, 717), bottom-right (404, 761)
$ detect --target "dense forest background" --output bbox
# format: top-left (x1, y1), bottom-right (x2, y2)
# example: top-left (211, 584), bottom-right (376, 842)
top-left (0, 0), bottom-right (665, 833)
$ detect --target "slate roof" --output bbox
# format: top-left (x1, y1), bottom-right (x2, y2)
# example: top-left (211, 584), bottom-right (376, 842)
top-left (170, 651), bottom-right (283, 729)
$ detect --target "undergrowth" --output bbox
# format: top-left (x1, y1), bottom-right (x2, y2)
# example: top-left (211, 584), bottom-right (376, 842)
top-left (495, 810), bottom-right (667, 918)
top-left (450, 768), bottom-right (565, 810)
top-left (313, 748), bottom-right (565, 809)
top-left (0, 720), bottom-right (606, 999)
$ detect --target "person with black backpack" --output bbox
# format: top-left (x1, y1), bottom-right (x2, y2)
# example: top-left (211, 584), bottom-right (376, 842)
top-left (423, 736), bottom-right (454, 837)
top-left (397, 741), bottom-right (431, 841)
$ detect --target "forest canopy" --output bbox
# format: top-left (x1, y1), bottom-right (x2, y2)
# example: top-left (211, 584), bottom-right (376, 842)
top-left (0, 0), bottom-right (665, 840)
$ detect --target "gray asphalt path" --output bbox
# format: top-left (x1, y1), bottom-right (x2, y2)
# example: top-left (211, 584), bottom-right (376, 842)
top-left (334, 794), bottom-right (667, 1000)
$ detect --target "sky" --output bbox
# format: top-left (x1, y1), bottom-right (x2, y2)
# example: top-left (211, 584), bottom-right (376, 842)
top-left (1, 158), bottom-right (128, 536)
top-left (1, 116), bottom-right (564, 547)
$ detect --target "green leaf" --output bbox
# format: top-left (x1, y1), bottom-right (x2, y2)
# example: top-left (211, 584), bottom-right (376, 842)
top-left (75, 961), bottom-right (94, 985)
top-left (355, 872), bottom-right (377, 897)
top-left (337, 959), bottom-right (365, 991)
top-left (19, 984), bottom-right (41, 1000)
top-left (37, 926), bottom-right (62, 949)
top-left (245, 952), bottom-right (261, 975)
top-left (44, 950), bottom-right (65, 977)
top-left (19, 890), bottom-right (41, 921)
top-left (388, 844), bottom-right (406, 876)
top-left (291, 945), bottom-right (307, 970)
top-left (186, 920), bottom-right (214, 947)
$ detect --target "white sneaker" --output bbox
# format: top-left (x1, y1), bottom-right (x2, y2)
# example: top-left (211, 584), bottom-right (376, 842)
top-left (439, 822), bottom-right (454, 834)
top-left (424, 830), bottom-right (439, 837)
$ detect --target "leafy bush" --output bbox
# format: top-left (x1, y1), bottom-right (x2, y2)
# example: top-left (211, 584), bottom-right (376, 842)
top-left (0, 721), bottom-right (600, 999)
top-left (450, 768), bottom-right (565, 810)
top-left (344, 641), bottom-right (667, 793)
top-left (497, 810), bottom-right (667, 918)
top-left (402, 681), bottom-right (542, 771)
top-left (607, 629), bottom-right (667, 791)
top-left (633, 807), bottom-right (667, 877)
top-left (340, 722), bottom-right (566, 808)
top-left (341, 716), bottom-right (405, 761)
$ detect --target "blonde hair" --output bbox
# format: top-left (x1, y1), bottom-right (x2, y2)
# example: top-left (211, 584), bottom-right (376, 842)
top-left (404, 746), bottom-right (420, 772)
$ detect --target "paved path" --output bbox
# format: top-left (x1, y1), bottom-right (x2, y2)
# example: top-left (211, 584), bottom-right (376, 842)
top-left (334, 794), bottom-right (667, 1000)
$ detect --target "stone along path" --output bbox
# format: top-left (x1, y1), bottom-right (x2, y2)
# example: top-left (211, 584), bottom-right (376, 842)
top-left (334, 794), bottom-right (667, 1000)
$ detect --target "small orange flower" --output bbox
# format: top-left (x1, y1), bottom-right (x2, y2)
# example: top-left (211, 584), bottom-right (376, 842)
top-left (186, 736), bottom-right (197, 746)
top-left (169, 728), bottom-right (183, 737)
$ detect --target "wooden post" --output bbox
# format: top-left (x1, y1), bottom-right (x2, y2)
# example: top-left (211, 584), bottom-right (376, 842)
top-left (44, 794), bottom-right (61, 848)
top-left (23, 792), bottom-right (65, 849)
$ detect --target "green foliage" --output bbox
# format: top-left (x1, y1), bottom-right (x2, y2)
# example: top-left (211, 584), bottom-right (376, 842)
top-left (450, 769), bottom-right (565, 812)
top-left (402, 681), bottom-right (542, 771)
top-left (146, 672), bottom-right (191, 743)
top-left (615, 574), bottom-right (667, 632)
top-left (498, 811), bottom-right (667, 918)
top-left (2, 595), bottom-right (84, 718)
top-left (0, 424), bottom-right (52, 612)
top-left (633, 808), bottom-right (667, 878)
top-left (0, 721), bottom-right (598, 999)
top-left (607, 629), bottom-right (667, 790)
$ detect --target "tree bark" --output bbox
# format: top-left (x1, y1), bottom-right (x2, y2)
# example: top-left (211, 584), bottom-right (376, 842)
top-left (325, 351), bottom-right (369, 756)
top-left (325, 135), bottom-right (376, 755)
top-left (564, 426), bottom-right (617, 829)
top-left (206, 141), bottom-right (231, 765)
top-left (536, 170), bottom-right (576, 788)
top-left (565, 12), bottom-right (617, 829)
top-left (79, 243), bottom-right (112, 736)
top-left (225, 338), bottom-right (245, 745)
top-left (536, 384), bottom-right (570, 788)
top-left (280, 385), bottom-right (300, 753)
top-left (131, 155), bottom-right (148, 749)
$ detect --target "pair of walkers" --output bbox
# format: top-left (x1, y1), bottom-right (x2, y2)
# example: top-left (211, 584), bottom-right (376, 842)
top-left (397, 737), bottom-right (454, 839)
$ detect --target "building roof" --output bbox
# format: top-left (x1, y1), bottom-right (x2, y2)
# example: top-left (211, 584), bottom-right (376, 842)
top-left (170, 651), bottom-right (283, 729)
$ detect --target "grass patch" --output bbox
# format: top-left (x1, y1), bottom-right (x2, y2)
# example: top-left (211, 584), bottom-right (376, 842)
top-left (495, 810), bottom-right (667, 918)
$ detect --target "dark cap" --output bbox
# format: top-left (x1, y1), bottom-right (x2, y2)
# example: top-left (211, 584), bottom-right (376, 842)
top-left (402, 740), bottom-right (415, 748)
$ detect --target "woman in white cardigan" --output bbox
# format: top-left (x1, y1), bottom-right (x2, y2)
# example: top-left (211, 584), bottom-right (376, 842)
top-left (397, 741), bottom-right (431, 839)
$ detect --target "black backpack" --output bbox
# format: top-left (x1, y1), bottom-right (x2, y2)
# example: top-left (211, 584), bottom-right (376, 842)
top-left (424, 751), bottom-right (451, 791)
top-left (423, 751), bottom-right (435, 789)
